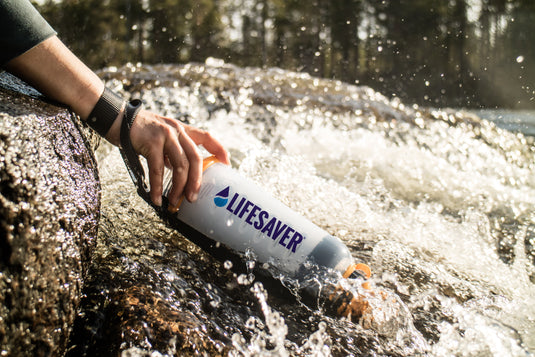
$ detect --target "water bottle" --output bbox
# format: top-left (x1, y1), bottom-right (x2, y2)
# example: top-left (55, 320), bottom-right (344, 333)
top-left (161, 156), bottom-right (373, 321)
top-left (164, 156), bottom-right (367, 278)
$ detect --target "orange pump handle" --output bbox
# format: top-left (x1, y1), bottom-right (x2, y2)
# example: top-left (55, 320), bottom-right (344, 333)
top-left (343, 263), bottom-right (372, 279)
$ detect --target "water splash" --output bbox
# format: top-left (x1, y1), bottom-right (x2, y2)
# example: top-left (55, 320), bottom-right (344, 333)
top-left (84, 59), bottom-right (535, 356)
top-left (230, 281), bottom-right (332, 357)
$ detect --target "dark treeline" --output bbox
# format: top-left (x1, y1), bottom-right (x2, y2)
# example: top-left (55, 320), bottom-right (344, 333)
top-left (36, 0), bottom-right (535, 109)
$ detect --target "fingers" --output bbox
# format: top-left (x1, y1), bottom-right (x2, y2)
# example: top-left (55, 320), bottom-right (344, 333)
top-left (184, 126), bottom-right (230, 165)
top-left (130, 110), bottom-right (220, 208)
top-left (138, 121), bottom-right (178, 207)
top-left (175, 127), bottom-right (202, 202)
top-left (163, 124), bottom-right (202, 205)
top-left (145, 148), bottom-right (165, 207)
top-left (129, 110), bottom-right (228, 207)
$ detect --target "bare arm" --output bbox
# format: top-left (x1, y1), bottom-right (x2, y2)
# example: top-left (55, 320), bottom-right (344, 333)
top-left (5, 36), bottom-right (229, 206)
top-left (5, 36), bottom-right (103, 122)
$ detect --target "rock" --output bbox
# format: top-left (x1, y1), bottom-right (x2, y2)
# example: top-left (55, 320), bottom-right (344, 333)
top-left (0, 72), bottom-right (100, 356)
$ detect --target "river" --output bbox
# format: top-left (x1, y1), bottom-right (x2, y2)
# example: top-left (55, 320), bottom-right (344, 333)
top-left (73, 59), bottom-right (535, 356)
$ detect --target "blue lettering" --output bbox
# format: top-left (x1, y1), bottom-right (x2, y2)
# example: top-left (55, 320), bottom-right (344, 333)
top-left (286, 232), bottom-right (304, 253)
top-left (245, 205), bottom-right (261, 225)
top-left (261, 217), bottom-right (276, 237)
top-left (254, 210), bottom-right (269, 230)
top-left (216, 189), bottom-right (306, 254)
top-left (239, 200), bottom-right (254, 219)
top-left (279, 226), bottom-right (294, 247)
top-left (233, 197), bottom-right (246, 215)
top-left (272, 221), bottom-right (288, 241)
top-left (226, 193), bottom-right (239, 213)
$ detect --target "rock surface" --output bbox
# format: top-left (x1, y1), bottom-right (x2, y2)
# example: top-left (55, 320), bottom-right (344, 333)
top-left (0, 72), bottom-right (100, 356)
top-left (64, 144), bottom-right (233, 356)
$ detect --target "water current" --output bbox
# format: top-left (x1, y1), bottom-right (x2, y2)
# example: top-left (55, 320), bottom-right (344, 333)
top-left (84, 59), bottom-right (535, 356)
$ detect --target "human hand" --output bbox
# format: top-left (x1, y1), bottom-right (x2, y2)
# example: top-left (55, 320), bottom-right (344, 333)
top-left (107, 108), bottom-right (229, 207)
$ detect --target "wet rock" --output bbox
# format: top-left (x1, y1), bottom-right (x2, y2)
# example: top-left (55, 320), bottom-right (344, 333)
top-left (0, 72), bottom-right (100, 356)
top-left (64, 160), bottom-right (235, 355)
top-left (68, 285), bottom-right (230, 356)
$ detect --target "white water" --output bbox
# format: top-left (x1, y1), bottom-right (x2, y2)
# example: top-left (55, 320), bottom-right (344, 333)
top-left (98, 59), bottom-right (535, 356)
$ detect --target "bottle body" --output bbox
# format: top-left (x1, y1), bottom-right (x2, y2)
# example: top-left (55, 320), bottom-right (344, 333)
top-left (165, 159), bottom-right (354, 278)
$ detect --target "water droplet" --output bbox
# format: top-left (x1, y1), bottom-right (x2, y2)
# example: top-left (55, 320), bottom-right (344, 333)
top-left (237, 274), bottom-right (250, 285)
top-left (210, 300), bottom-right (219, 308)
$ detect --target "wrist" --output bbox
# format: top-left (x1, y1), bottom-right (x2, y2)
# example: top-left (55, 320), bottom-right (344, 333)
top-left (85, 87), bottom-right (125, 139)
top-left (103, 108), bottom-right (125, 146)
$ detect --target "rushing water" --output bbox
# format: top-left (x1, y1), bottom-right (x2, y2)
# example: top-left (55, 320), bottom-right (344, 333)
top-left (81, 59), bottom-right (535, 356)
top-left (474, 109), bottom-right (535, 138)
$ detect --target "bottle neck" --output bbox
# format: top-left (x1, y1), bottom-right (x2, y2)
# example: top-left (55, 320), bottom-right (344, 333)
top-left (202, 155), bottom-right (221, 171)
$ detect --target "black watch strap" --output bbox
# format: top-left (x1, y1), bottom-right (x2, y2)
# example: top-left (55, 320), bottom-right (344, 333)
top-left (119, 99), bottom-right (151, 203)
top-left (86, 87), bottom-right (125, 137)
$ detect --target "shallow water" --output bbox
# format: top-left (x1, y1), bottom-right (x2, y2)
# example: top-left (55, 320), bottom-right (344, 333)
top-left (85, 59), bottom-right (535, 356)
top-left (474, 109), bottom-right (535, 137)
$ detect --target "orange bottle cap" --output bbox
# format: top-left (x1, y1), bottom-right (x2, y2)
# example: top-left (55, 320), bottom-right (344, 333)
top-left (202, 155), bottom-right (221, 171)
top-left (343, 263), bottom-right (372, 279)
top-left (355, 263), bottom-right (372, 279)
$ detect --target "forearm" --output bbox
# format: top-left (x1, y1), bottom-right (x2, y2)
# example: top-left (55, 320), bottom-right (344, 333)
top-left (4, 34), bottom-right (229, 206)
top-left (5, 36), bottom-right (104, 121)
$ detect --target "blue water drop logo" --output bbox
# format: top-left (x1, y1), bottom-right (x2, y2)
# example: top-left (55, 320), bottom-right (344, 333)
top-left (214, 186), bottom-right (230, 207)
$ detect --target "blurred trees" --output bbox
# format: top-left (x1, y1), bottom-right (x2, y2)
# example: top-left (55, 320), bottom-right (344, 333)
top-left (35, 0), bottom-right (535, 109)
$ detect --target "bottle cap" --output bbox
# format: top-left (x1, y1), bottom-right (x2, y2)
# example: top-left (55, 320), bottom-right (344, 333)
top-left (202, 155), bottom-right (220, 171)
top-left (343, 263), bottom-right (372, 279)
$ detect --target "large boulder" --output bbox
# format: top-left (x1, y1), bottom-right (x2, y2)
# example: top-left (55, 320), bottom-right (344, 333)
top-left (0, 72), bottom-right (100, 356)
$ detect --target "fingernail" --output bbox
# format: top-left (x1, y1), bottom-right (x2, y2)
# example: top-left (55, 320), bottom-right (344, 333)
top-left (154, 196), bottom-right (162, 207)
top-left (188, 191), bottom-right (198, 202)
top-left (170, 196), bottom-right (184, 211)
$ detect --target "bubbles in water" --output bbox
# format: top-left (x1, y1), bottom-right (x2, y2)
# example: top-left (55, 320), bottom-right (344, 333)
top-left (297, 322), bottom-right (331, 356)
top-left (244, 248), bottom-right (258, 273)
top-left (431, 295), bottom-right (528, 357)
top-left (230, 282), bottom-right (333, 357)
top-left (237, 274), bottom-right (255, 285)
top-left (95, 62), bottom-right (535, 356)
top-left (247, 260), bottom-right (255, 270)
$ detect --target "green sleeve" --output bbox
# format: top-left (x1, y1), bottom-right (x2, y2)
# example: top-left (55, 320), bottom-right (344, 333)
top-left (0, 0), bottom-right (57, 66)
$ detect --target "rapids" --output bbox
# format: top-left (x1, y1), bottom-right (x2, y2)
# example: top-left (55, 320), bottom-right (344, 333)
top-left (79, 59), bottom-right (535, 356)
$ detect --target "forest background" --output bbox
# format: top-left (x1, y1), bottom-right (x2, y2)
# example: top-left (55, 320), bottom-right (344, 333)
top-left (35, 0), bottom-right (535, 109)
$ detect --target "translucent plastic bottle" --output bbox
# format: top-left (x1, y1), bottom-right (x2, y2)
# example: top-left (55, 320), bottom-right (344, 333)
top-left (163, 156), bottom-right (369, 281)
